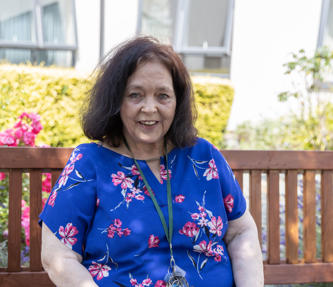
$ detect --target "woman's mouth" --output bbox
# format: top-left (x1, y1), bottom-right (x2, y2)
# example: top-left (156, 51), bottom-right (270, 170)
top-left (138, 121), bottom-right (158, 126)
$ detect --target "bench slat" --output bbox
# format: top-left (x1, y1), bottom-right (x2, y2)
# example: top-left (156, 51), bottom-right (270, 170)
top-left (234, 170), bottom-right (243, 191)
top-left (51, 171), bottom-right (62, 189)
top-left (285, 170), bottom-right (299, 263)
top-left (250, 170), bottom-right (262, 246)
top-left (267, 170), bottom-right (280, 264)
top-left (8, 170), bottom-right (22, 272)
top-left (321, 170), bottom-right (333, 262)
top-left (29, 170), bottom-right (43, 271)
top-left (303, 171), bottom-right (317, 262)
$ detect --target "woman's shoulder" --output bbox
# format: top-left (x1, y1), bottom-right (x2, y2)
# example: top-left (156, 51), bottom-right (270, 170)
top-left (188, 137), bottom-right (218, 153)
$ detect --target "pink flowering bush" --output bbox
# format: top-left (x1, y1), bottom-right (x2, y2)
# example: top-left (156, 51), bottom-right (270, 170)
top-left (0, 112), bottom-right (51, 266)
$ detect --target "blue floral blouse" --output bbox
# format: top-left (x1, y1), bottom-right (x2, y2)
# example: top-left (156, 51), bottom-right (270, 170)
top-left (40, 137), bottom-right (246, 287)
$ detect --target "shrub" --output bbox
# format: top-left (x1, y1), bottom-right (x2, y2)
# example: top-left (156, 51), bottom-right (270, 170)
top-left (0, 64), bottom-right (234, 148)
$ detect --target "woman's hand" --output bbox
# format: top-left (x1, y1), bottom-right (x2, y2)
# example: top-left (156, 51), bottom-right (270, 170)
top-left (225, 209), bottom-right (264, 287)
top-left (41, 223), bottom-right (98, 287)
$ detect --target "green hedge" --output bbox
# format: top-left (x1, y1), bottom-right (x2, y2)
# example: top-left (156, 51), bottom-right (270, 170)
top-left (0, 64), bottom-right (234, 148)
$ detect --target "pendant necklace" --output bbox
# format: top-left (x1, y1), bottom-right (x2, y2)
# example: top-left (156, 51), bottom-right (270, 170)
top-left (123, 138), bottom-right (190, 287)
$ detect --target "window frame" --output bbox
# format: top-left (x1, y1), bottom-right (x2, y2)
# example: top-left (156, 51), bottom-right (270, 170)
top-left (137, 0), bottom-right (234, 57)
top-left (0, 0), bottom-right (78, 66)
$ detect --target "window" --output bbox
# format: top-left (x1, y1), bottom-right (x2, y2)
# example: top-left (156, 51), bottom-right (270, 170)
top-left (0, 0), bottom-right (77, 67)
top-left (138, 0), bottom-right (234, 77)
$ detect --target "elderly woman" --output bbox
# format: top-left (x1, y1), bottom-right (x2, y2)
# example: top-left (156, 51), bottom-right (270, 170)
top-left (40, 37), bottom-right (263, 287)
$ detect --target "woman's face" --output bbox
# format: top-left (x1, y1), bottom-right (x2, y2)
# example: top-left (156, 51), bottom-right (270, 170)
top-left (120, 60), bottom-right (176, 150)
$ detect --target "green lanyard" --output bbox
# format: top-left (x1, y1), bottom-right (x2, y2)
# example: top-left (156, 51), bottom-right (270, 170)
top-left (124, 139), bottom-right (175, 262)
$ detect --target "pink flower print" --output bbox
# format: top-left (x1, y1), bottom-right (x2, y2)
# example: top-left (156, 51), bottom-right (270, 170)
top-left (88, 261), bottom-right (111, 280)
top-left (191, 213), bottom-right (200, 220)
top-left (131, 165), bottom-right (142, 179)
top-left (214, 244), bottom-right (224, 255)
top-left (142, 278), bottom-right (153, 286)
top-left (160, 164), bottom-right (171, 183)
top-left (130, 278), bottom-right (138, 286)
top-left (107, 220), bottom-right (131, 238)
top-left (175, 195), bottom-right (185, 203)
top-left (198, 205), bottom-right (205, 212)
top-left (69, 152), bottom-right (83, 164)
top-left (113, 218), bottom-right (122, 228)
top-left (143, 186), bottom-right (155, 197)
top-left (214, 254), bottom-right (222, 262)
top-left (193, 240), bottom-right (214, 257)
top-left (179, 222), bottom-right (199, 237)
top-left (59, 223), bottom-right (79, 248)
top-left (58, 164), bottom-right (74, 188)
top-left (148, 234), bottom-right (160, 248)
top-left (203, 159), bottom-right (219, 181)
top-left (208, 216), bottom-right (223, 236)
top-left (198, 217), bottom-right (209, 227)
top-left (48, 190), bottom-right (57, 207)
top-left (96, 198), bottom-right (100, 207)
top-left (155, 280), bottom-right (167, 287)
top-left (135, 194), bottom-right (145, 201)
top-left (224, 194), bottom-right (234, 213)
top-left (111, 171), bottom-right (134, 189)
top-left (123, 228), bottom-right (131, 236)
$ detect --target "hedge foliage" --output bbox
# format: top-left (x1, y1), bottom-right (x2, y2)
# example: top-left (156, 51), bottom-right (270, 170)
top-left (0, 64), bottom-right (234, 147)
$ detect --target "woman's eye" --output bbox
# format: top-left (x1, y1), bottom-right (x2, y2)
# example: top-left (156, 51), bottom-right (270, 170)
top-left (159, 93), bottom-right (169, 100)
top-left (128, 93), bottom-right (140, 99)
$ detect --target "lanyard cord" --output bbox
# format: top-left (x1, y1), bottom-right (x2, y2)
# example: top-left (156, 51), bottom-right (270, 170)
top-left (123, 138), bottom-right (174, 259)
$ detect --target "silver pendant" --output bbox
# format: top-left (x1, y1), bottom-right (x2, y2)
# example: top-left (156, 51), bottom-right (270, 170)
top-left (165, 265), bottom-right (190, 287)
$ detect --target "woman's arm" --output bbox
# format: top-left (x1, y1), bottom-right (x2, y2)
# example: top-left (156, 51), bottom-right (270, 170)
top-left (225, 209), bottom-right (264, 287)
top-left (41, 223), bottom-right (98, 287)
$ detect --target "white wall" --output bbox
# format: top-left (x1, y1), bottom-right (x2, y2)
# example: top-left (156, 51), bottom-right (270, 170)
top-left (228, 0), bottom-right (322, 130)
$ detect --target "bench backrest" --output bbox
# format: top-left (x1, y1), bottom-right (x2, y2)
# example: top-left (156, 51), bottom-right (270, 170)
top-left (0, 147), bottom-right (332, 286)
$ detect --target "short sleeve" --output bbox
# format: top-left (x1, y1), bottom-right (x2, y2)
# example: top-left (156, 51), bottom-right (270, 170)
top-left (39, 145), bottom-right (97, 256)
top-left (212, 146), bottom-right (246, 221)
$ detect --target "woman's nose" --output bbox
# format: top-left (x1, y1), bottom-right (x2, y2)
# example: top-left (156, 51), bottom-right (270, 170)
top-left (141, 97), bottom-right (157, 113)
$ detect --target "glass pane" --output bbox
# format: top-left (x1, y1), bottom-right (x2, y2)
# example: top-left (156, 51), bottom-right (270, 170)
top-left (40, 0), bottom-right (76, 45)
top-left (0, 48), bottom-right (31, 64)
top-left (182, 54), bottom-right (230, 77)
top-left (0, 0), bottom-right (35, 42)
top-left (183, 0), bottom-right (229, 47)
top-left (140, 0), bottom-right (176, 44)
top-left (34, 50), bottom-right (73, 67)
top-left (322, 0), bottom-right (333, 48)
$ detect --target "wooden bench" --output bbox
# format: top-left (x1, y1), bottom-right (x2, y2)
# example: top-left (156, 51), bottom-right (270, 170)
top-left (0, 147), bottom-right (332, 286)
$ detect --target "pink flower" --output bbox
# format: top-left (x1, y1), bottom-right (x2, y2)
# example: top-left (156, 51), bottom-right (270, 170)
top-left (203, 159), bottom-right (219, 181)
top-left (214, 254), bottom-right (222, 262)
top-left (107, 221), bottom-right (131, 238)
top-left (21, 200), bottom-right (30, 246)
top-left (142, 278), bottom-right (153, 286)
top-left (214, 244), bottom-right (224, 255)
top-left (42, 173), bottom-right (52, 193)
top-left (111, 171), bottom-right (134, 189)
top-left (143, 186), bottom-right (155, 197)
top-left (154, 280), bottom-right (166, 287)
top-left (48, 190), bottom-right (57, 207)
top-left (59, 223), bottom-right (79, 248)
top-left (198, 218), bottom-right (209, 227)
top-left (179, 222), bottom-right (199, 237)
top-left (175, 195), bottom-right (185, 203)
top-left (0, 131), bottom-right (16, 146)
top-left (0, 172), bottom-right (6, 181)
top-left (160, 165), bottom-right (171, 183)
top-left (208, 216), bottom-right (223, 236)
top-left (130, 278), bottom-right (138, 286)
top-left (191, 213), bottom-right (200, 220)
top-left (193, 240), bottom-right (214, 257)
top-left (88, 261), bottom-right (111, 280)
top-left (23, 131), bottom-right (36, 146)
top-left (224, 194), bottom-right (234, 213)
top-left (148, 234), bottom-right (160, 248)
top-left (58, 164), bottom-right (74, 188)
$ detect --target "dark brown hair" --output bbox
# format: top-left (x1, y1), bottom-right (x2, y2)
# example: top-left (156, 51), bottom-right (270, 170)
top-left (81, 36), bottom-right (197, 147)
